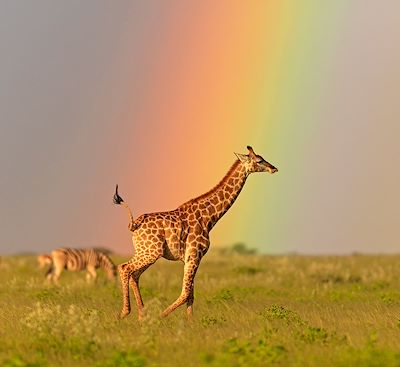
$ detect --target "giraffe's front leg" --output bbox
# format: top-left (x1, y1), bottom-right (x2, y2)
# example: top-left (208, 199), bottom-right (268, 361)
top-left (186, 286), bottom-right (194, 321)
top-left (118, 262), bottom-right (131, 319)
top-left (160, 259), bottom-right (199, 318)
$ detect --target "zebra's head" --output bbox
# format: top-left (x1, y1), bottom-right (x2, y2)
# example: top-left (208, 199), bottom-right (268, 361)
top-left (108, 264), bottom-right (117, 280)
top-left (97, 251), bottom-right (117, 281)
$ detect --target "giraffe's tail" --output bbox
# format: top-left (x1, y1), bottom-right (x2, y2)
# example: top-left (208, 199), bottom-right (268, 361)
top-left (113, 184), bottom-right (124, 204)
top-left (113, 184), bottom-right (137, 232)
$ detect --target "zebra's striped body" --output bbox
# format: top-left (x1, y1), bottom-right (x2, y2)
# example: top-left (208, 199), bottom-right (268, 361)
top-left (46, 248), bottom-right (117, 282)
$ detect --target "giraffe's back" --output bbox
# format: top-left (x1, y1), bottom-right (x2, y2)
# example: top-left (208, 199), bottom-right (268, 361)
top-left (131, 210), bottom-right (190, 261)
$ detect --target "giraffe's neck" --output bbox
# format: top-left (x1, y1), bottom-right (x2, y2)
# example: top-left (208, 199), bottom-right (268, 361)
top-left (193, 160), bottom-right (248, 231)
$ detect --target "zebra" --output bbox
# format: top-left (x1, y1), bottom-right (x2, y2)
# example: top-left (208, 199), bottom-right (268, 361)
top-left (37, 254), bottom-right (52, 269)
top-left (45, 248), bottom-right (117, 283)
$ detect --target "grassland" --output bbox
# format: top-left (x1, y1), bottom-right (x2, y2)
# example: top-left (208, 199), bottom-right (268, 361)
top-left (0, 250), bottom-right (399, 367)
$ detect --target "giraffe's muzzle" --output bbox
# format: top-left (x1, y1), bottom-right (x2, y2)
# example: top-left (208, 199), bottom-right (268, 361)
top-left (268, 166), bottom-right (278, 174)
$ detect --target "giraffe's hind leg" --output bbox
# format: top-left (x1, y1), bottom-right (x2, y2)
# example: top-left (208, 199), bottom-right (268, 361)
top-left (118, 262), bottom-right (133, 319)
top-left (118, 256), bottom-right (159, 320)
top-left (129, 267), bottom-right (150, 321)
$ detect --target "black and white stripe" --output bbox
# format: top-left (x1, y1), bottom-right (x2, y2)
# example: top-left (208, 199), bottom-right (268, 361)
top-left (46, 248), bottom-right (117, 282)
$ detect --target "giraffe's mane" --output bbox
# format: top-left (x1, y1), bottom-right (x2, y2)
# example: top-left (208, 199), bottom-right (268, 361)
top-left (188, 159), bottom-right (241, 203)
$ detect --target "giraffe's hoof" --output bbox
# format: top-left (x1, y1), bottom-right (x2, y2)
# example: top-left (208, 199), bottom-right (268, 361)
top-left (118, 310), bottom-right (130, 320)
top-left (160, 311), bottom-right (169, 318)
top-left (187, 313), bottom-right (194, 323)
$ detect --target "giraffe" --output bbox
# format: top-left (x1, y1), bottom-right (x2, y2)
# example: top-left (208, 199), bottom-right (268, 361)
top-left (114, 146), bottom-right (278, 321)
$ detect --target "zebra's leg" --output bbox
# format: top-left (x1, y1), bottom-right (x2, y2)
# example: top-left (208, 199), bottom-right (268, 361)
top-left (49, 252), bottom-right (66, 284)
top-left (51, 264), bottom-right (63, 284)
top-left (45, 264), bottom-right (54, 282)
top-left (86, 266), bottom-right (97, 282)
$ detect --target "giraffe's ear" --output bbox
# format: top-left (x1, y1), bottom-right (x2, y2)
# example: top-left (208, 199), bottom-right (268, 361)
top-left (247, 146), bottom-right (256, 158)
top-left (235, 152), bottom-right (249, 163)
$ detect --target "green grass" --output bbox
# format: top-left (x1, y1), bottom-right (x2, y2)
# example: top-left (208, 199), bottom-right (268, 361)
top-left (1, 252), bottom-right (400, 366)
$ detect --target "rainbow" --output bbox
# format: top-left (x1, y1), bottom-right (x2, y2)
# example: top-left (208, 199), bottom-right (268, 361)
top-left (111, 2), bottom-right (352, 253)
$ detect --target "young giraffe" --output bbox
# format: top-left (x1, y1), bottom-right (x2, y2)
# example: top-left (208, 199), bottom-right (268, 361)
top-left (114, 146), bottom-right (278, 320)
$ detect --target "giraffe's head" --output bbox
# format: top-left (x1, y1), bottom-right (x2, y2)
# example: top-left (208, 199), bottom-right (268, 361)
top-left (235, 146), bottom-right (278, 174)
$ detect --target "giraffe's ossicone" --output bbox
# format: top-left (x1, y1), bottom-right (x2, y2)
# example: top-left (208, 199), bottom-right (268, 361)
top-left (115, 146), bottom-right (278, 321)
